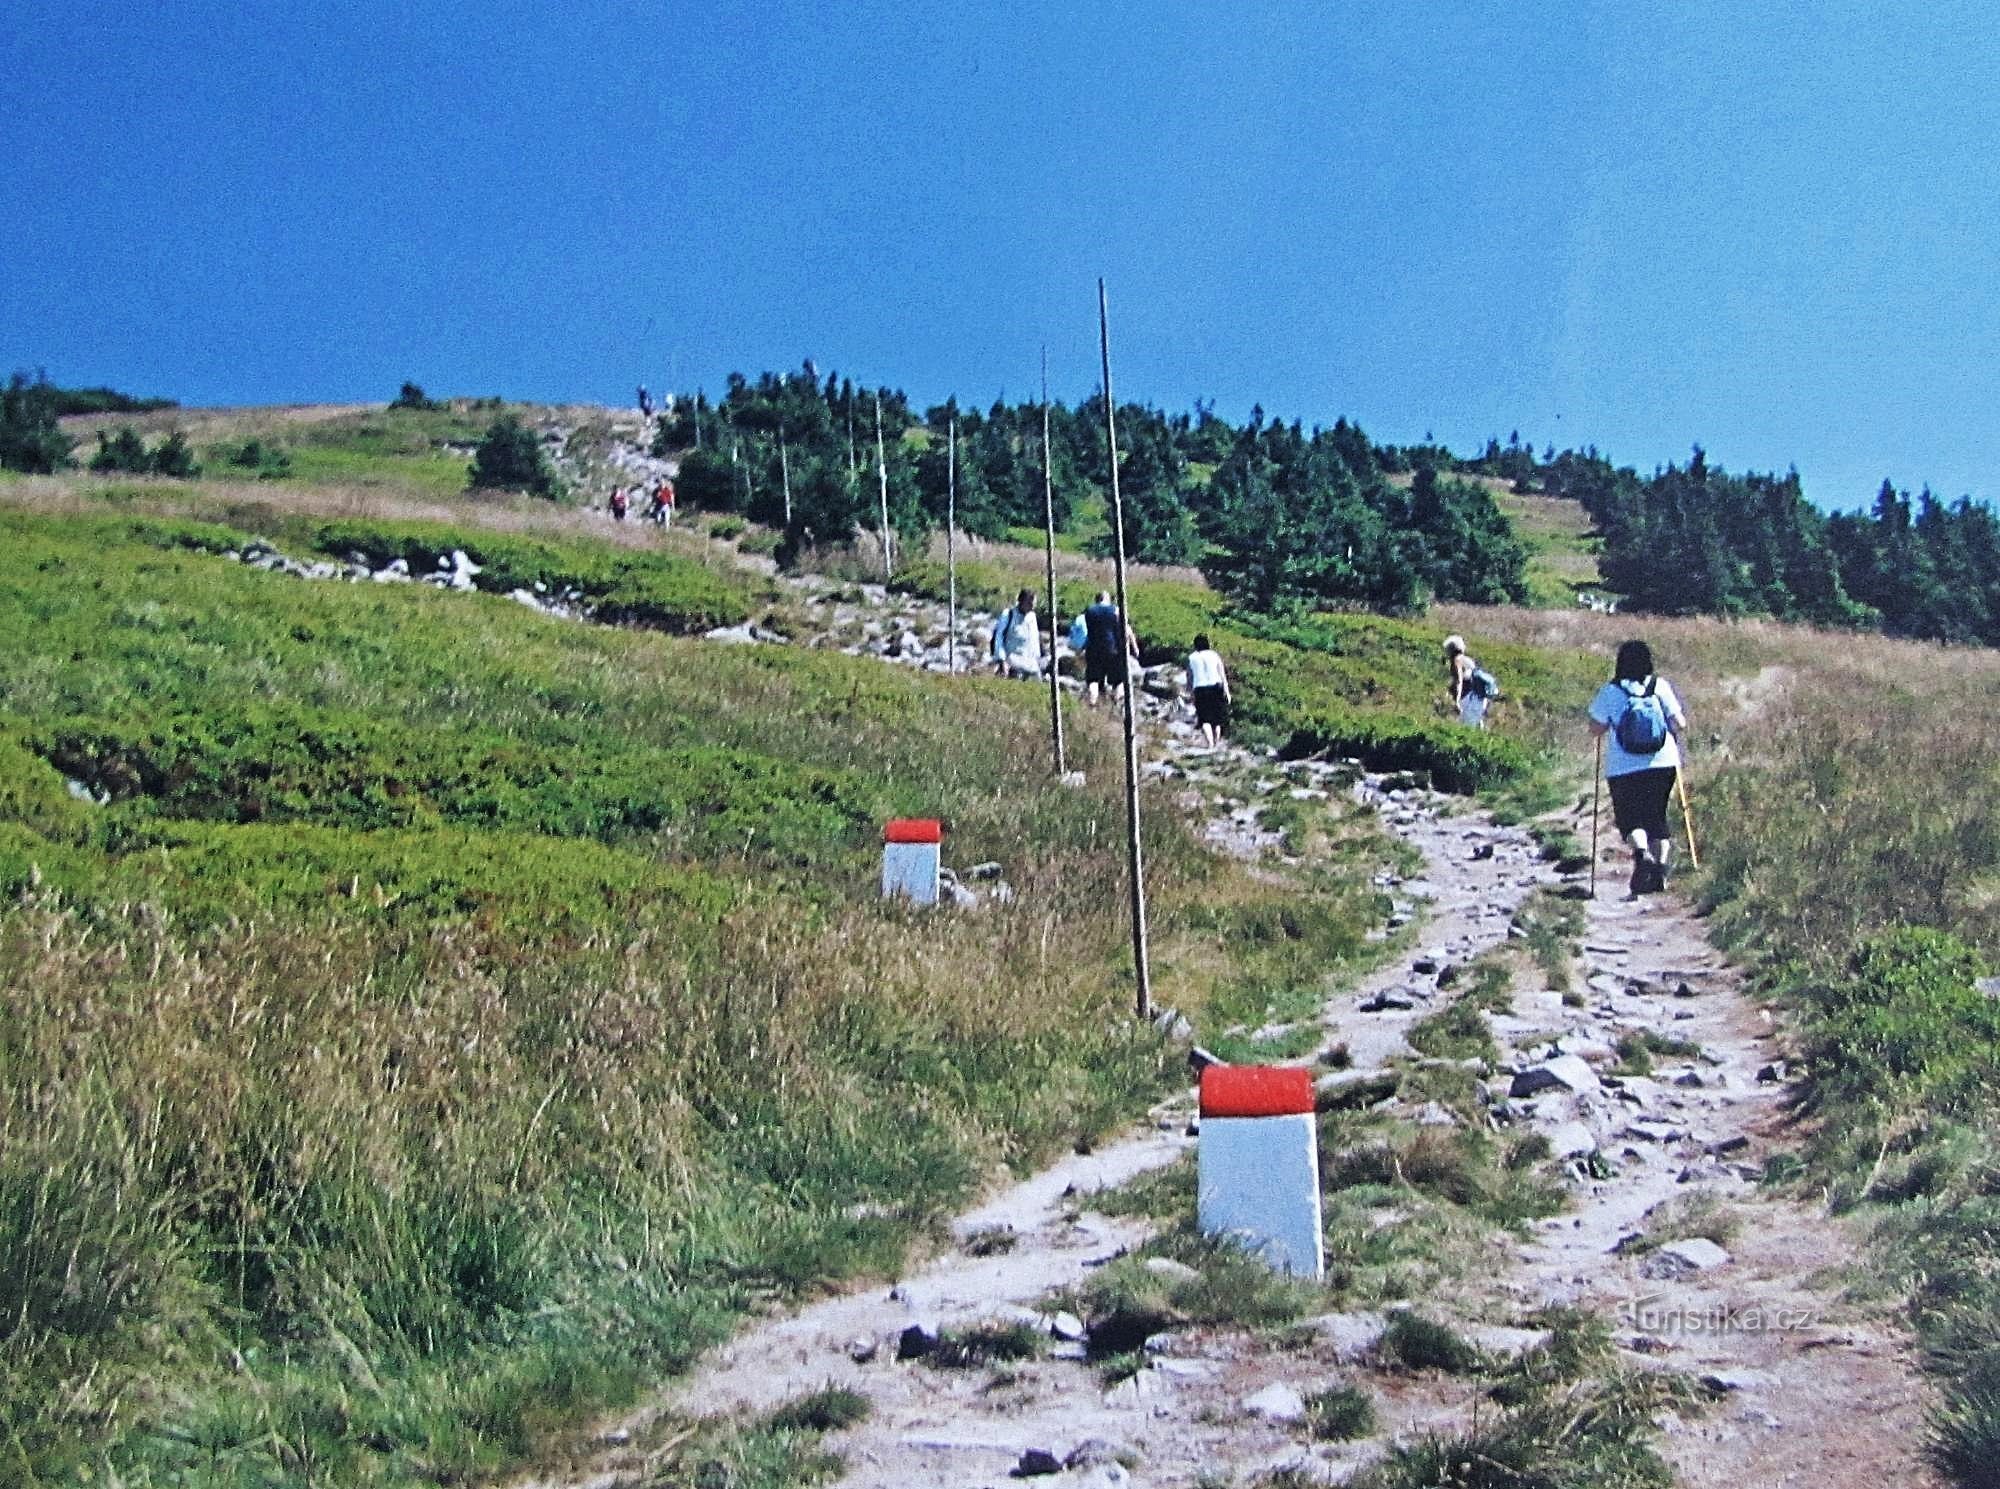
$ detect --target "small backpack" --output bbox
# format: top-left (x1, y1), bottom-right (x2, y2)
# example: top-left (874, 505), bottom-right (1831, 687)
top-left (1067, 614), bottom-right (1088, 651)
top-left (1614, 678), bottom-right (1670, 754)
top-left (1469, 666), bottom-right (1500, 700)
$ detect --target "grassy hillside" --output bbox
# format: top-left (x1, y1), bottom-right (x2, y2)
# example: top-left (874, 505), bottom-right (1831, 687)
top-left (25, 397), bottom-right (2000, 1485)
top-left (0, 480), bottom-right (1415, 1485)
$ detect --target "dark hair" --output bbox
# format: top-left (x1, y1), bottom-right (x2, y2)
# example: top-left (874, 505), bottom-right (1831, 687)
top-left (1193, 632), bottom-right (1211, 651)
top-left (1016, 588), bottom-right (1035, 608)
top-left (1614, 640), bottom-right (1654, 682)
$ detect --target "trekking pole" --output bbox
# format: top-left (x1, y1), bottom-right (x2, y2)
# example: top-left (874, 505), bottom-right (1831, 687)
top-left (1675, 765), bottom-right (1700, 869)
top-left (1589, 734), bottom-right (1602, 899)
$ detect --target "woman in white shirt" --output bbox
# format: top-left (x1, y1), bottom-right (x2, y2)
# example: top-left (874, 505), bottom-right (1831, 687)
top-left (1586, 639), bottom-right (1688, 896)
top-left (1186, 633), bottom-right (1232, 748)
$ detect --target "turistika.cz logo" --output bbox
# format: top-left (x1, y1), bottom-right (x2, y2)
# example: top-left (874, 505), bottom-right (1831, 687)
top-left (1616, 1293), bottom-right (1817, 1335)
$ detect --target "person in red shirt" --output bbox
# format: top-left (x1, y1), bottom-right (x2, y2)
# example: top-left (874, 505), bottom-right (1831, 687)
top-left (650, 478), bottom-right (675, 528)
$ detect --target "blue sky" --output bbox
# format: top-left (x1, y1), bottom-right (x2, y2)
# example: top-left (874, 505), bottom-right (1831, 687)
top-left (7, 1), bottom-right (1998, 510)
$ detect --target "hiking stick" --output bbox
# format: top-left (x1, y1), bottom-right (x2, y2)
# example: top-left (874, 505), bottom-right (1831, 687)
top-left (1590, 734), bottom-right (1602, 898)
top-left (1675, 765), bottom-right (1699, 869)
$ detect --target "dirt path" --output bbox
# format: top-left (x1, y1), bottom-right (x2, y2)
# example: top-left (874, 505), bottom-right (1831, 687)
top-left (175, 533), bottom-right (1931, 1488)
top-left (511, 580), bottom-right (1939, 1487)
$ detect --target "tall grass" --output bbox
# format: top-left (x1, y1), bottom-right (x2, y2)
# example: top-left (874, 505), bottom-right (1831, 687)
top-left (0, 505), bottom-right (1389, 1484)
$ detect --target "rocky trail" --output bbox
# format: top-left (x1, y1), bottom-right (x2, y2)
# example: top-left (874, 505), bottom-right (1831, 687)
top-left (517, 576), bottom-right (1940, 1489)
top-left (175, 527), bottom-right (1935, 1486)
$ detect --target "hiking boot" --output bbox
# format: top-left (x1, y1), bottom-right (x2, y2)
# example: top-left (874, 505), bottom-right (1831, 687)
top-left (1631, 857), bottom-right (1663, 896)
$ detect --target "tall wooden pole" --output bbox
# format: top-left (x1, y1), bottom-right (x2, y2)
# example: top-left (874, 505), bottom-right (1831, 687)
top-left (779, 433), bottom-right (792, 527)
top-left (947, 415), bottom-right (958, 674)
top-left (1041, 348), bottom-right (1067, 776)
top-left (874, 393), bottom-right (893, 581)
top-left (1099, 280), bottom-right (1151, 1021)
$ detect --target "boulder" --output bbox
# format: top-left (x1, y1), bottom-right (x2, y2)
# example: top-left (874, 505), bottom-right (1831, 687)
top-left (1014, 1447), bottom-right (1063, 1476)
top-left (1509, 1055), bottom-right (1602, 1098)
top-left (1243, 1383), bottom-right (1307, 1423)
top-left (1640, 1238), bottom-right (1731, 1280)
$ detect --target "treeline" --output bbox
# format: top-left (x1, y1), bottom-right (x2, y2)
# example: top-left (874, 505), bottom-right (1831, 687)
top-left (655, 367), bottom-right (1528, 614)
top-left (0, 371), bottom-right (178, 475)
top-left (1529, 442), bottom-right (2000, 645)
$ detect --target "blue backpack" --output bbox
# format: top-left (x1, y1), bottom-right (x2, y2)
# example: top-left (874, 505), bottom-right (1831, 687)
top-left (1614, 678), bottom-right (1670, 754)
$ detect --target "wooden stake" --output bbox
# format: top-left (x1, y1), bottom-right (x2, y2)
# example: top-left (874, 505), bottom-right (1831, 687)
top-left (1099, 280), bottom-right (1151, 1022)
top-left (874, 393), bottom-right (893, 581)
top-left (947, 415), bottom-right (958, 675)
top-left (1041, 348), bottom-right (1067, 776)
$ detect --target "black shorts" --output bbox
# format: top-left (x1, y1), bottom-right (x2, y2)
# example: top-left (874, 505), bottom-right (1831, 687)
top-left (1085, 649), bottom-right (1127, 688)
top-left (1608, 767), bottom-right (1676, 839)
top-left (1193, 684), bottom-right (1230, 728)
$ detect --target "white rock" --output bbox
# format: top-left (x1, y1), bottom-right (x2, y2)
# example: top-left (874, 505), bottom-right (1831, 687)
top-left (1243, 1383), bottom-right (1307, 1423)
top-left (1304, 1311), bottom-right (1388, 1363)
top-left (1547, 1121), bottom-right (1599, 1158)
top-left (1640, 1238), bottom-right (1732, 1280)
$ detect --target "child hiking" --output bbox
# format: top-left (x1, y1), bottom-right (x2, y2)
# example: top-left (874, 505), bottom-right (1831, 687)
top-left (1587, 639), bottom-right (1689, 897)
top-left (1443, 634), bottom-right (1495, 728)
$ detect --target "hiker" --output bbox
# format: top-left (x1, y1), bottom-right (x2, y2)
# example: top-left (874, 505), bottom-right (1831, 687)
top-left (1186, 633), bottom-right (1232, 749)
top-left (990, 589), bottom-right (1045, 679)
top-left (1588, 639), bottom-right (1689, 896)
top-left (1443, 634), bottom-right (1491, 728)
top-left (1082, 590), bottom-right (1138, 705)
top-left (609, 485), bottom-right (629, 522)
top-left (650, 478), bottom-right (675, 528)
top-left (637, 385), bottom-right (653, 418)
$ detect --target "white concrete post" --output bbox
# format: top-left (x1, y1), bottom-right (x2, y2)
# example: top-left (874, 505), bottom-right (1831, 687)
top-left (881, 818), bottom-right (942, 905)
top-left (1197, 1065), bottom-right (1324, 1278)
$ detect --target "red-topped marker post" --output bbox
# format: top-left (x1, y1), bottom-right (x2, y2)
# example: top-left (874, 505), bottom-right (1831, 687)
top-left (1197, 1065), bottom-right (1324, 1278)
top-left (882, 818), bottom-right (944, 905)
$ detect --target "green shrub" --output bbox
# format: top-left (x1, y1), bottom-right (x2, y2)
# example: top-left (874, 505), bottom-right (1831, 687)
top-left (1306, 1383), bottom-right (1378, 1440)
top-left (39, 706), bottom-right (877, 867)
top-left (1378, 1312), bottom-right (1490, 1374)
top-left (89, 426), bottom-right (152, 474)
top-left (391, 381), bottom-right (441, 411)
top-left (225, 437), bottom-right (292, 478)
top-left (0, 371), bottom-right (75, 473)
top-left (767, 1386), bottom-right (871, 1433)
top-left (1406, 998), bottom-right (1498, 1062)
top-left (93, 821), bottom-right (736, 933)
top-left (468, 414), bottom-right (560, 498)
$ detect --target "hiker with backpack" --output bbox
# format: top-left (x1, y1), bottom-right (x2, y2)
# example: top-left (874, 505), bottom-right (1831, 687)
top-left (1443, 635), bottom-right (1498, 728)
top-left (990, 588), bottom-right (1045, 679)
top-left (1081, 590), bottom-right (1139, 705)
top-left (1588, 639), bottom-right (1689, 896)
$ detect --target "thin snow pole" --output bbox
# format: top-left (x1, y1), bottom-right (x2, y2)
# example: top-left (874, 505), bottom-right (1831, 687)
top-left (874, 393), bottom-right (893, 581)
top-left (947, 414), bottom-right (958, 675)
top-left (1099, 279), bottom-right (1151, 1022)
top-left (779, 432), bottom-right (792, 527)
top-left (1042, 347), bottom-right (1066, 776)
